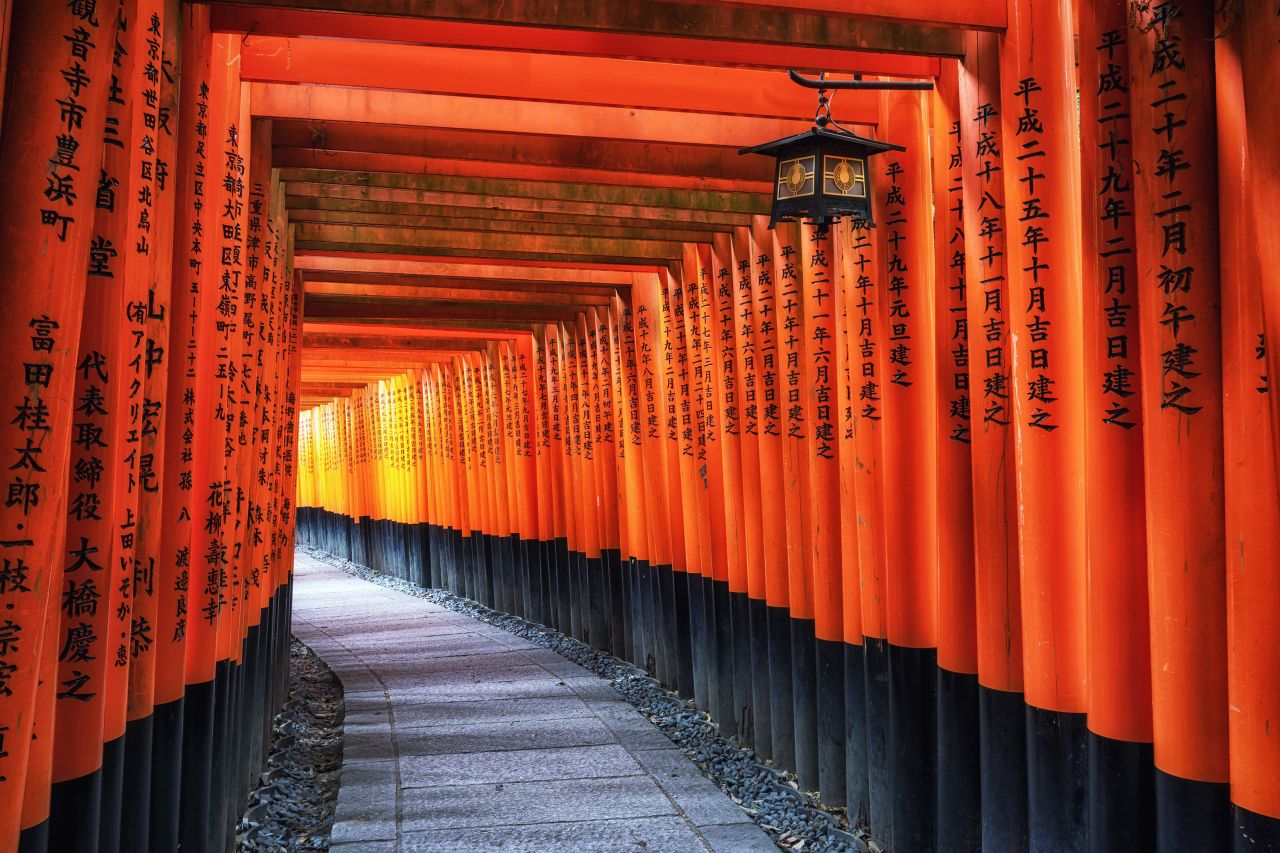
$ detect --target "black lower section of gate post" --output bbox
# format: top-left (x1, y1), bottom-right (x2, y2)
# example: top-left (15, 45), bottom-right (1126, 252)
top-left (179, 678), bottom-right (215, 853)
top-left (657, 564), bottom-right (676, 688)
top-left (786, 617), bottom-right (816, 788)
top-left (587, 554), bottom-right (609, 651)
top-left (749, 597), bottom-right (773, 761)
top-left (863, 636), bottom-right (892, 848)
top-left (1235, 805), bottom-right (1280, 853)
top-left (514, 535), bottom-right (529, 619)
top-left (672, 569), bottom-right (695, 699)
top-left (844, 643), bottom-right (869, 830)
top-left (1026, 706), bottom-right (1088, 853)
top-left (1087, 730), bottom-right (1155, 853)
top-left (729, 589), bottom-right (754, 748)
top-left (98, 732), bottom-right (126, 853)
top-left (150, 696), bottom-right (183, 852)
top-left (979, 685), bottom-right (1029, 853)
top-left (631, 559), bottom-right (648, 670)
top-left (887, 644), bottom-right (937, 853)
top-left (1155, 768), bottom-right (1230, 853)
top-left (687, 571), bottom-right (708, 709)
top-left (209, 660), bottom-right (234, 853)
top-left (937, 667), bottom-right (982, 853)
top-left (698, 576), bottom-right (718, 726)
top-left (120, 714), bottom-right (155, 853)
top-left (606, 549), bottom-right (626, 659)
top-left (554, 538), bottom-right (571, 636)
top-left (712, 580), bottom-right (735, 738)
top-left (767, 605), bottom-right (795, 771)
top-left (16, 819), bottom-right (48, 853)
top-left (48, 766), bottom-right (104, 853)
top-left (815, 637), bottom-right (846, 807)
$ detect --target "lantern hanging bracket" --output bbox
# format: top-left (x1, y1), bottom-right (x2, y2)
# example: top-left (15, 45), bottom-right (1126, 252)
top-left (787, 70), bottom-right (935, 91)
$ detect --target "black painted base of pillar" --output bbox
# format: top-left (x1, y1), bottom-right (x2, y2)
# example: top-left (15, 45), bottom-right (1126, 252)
top-left (815, 636), bottom-right (846, 807)
top-left (119, 714), bottom-right (155, 853)
top-left (1155, 768), bottom-right (1230, 853)
top-left (1026, 706), bottom-right (1088, 853)
top-left (937, 667), bottom-right (981, 853)
top-left (979, 685), bottom-right (1029, 853)
top-left (767, 605), bottom-right (795, 770)
top-left (844, 643), bottom-right (869, 829)
top-left (1087, 730), bottom-right (1155, 853)
top-left (749, 598), bottom-right (773, 762)
top-left (1235, 805), bottom-right (1280, 853)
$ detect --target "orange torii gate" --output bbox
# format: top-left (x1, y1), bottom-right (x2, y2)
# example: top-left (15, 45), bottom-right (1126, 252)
top-left (0, 1), bottom-right (1277, 851)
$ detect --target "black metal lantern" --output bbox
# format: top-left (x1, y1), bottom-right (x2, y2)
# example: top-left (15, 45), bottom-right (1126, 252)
top-left (740, 72), bottom-right (928, 230)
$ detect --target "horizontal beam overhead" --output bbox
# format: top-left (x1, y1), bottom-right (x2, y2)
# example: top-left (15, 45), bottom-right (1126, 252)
top-left (279, 170), bottom-right (771, 215)
top-left (288, 208), bottom-right (717, 245)
top-left (304, 297), bottom-right (591, 323)
top-left (303, 281), bottom-right (616, 306)
top-left (294, 256), bottom-right (635, 284)
top-left (250, 83), bottom-right (818, 149)
top-left (303, 321), bottom-right (532, 339)
top-left (284, 182), bottom-right (760, 225)
top-left (294, 223), bottom-right (686, 264)
top-left (242, 37), bottom-right (883, 120)
top-left (212, 4), bottom-right (957, 65)
top-left (273, 121), bottom-right (775, 185)
top-left (285, 195), bottom-right (736, 235)
top-left (677, 0), bottom-right (1005, 30)
top-left (273, 149), bottom-right (769, 194)
top-left (302, 273), bottom-right (625, 296)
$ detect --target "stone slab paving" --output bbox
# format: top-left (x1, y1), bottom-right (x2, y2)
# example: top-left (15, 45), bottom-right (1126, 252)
top-left (290, 554), bottom-right (778, 853)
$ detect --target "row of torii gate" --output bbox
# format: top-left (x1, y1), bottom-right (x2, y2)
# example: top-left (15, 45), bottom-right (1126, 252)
top-left (0, 1), bottom-right (1278, 852)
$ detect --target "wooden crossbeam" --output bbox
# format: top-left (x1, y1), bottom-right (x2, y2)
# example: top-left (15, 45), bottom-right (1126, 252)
top-left (211, 3), bottom-right (957, 65)
top-left (242, 38), bottom-right (883, 120)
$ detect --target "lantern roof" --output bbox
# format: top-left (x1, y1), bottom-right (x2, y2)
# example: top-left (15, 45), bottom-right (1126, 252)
top-left (738, 126), bottom-right (905, 157)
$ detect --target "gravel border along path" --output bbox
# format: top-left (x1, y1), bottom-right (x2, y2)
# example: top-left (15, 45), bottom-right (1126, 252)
top-left (237, 638), bottom-right (345, 851)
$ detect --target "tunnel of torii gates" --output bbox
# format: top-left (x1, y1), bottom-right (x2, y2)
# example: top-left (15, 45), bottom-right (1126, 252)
top-left (0, 0), bottom-right (1277, 852)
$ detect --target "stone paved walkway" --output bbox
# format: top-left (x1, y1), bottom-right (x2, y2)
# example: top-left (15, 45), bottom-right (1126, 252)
top-left (290, 554), bottom-right (778, 852)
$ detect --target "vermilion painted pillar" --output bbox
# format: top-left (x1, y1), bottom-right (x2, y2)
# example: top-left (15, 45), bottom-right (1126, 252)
top-left (731, 226), bottom-right (772, 761)
top-left (1217, 12), bottom-right (1280, 849)
top-left (748, 216), bottom-right (795, 771)
top-left (799, 222), bottom-right (845, 805)
top-left (695, 245), bottom-right (734, 733)
top-left (677, 247), bottom-right (714, 717)
top-left (1000, 1), bottom-right (1090, 848)
top-left (47, 5), bottom-right (144, 850)
top-left (845, 211), bottom-right (891, 840)
top-left (1127, 3), bottom-right (1230, 848)
top-left (179, 31), bottom-right (240, 853)
top-left (876, 87), bottom-right (939, 853)
top-left (931, 61), bottom-right (981, 853)
top-left (773, 221), bottom-right (817, 785)
top-left (1077, 1), bottom-right (1157, 849)
top-left (121, 3), bottom-right (182, 849)
top-left (658, 272), bottom-right (695, 697)
top-left (832, 219), bottom-right (866, 824)
top-left (958, 28), bottom-right (1028, 852)
top-left (710, 235), bottom-right (749, 744)
top-left (0, 0), bottom-right (119, 846)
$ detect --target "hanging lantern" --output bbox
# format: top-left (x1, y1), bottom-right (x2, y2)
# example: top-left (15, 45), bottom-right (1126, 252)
top-left (740, 72), bottom-right (928, 230)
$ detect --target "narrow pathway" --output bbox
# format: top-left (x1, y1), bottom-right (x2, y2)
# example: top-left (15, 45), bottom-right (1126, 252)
top-left (291, 554), bottom-right (777, 852)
